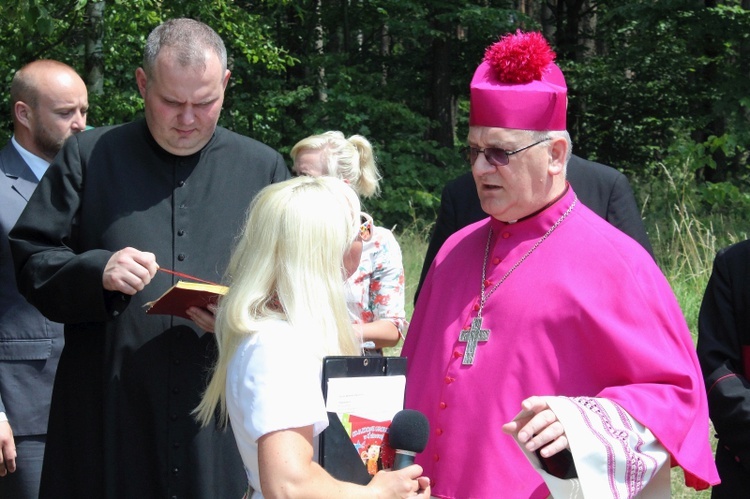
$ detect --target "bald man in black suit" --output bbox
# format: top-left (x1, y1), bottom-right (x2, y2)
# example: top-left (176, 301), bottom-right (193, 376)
top-left (415, 155), bottom-right (653, 302)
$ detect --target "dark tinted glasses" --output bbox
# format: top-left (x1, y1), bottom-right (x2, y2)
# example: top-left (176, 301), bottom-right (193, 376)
top-left (465, 137), bottom-right (551, 167)
top-left (359, 212), bottom-right (373, 241)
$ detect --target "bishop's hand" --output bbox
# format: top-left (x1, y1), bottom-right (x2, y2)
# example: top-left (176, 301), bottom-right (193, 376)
top-left (502, 396), bottom-right (569, 458)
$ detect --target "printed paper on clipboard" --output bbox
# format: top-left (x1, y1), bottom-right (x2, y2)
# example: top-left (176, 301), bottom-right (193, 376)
top-left (319, 356), bottom-right (406, 485)
top-left (325, 375), bottom-right (405, 473)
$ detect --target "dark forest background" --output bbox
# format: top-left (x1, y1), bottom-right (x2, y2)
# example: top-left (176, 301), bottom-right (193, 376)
top-left (1, 0), bottom-right (749, 230)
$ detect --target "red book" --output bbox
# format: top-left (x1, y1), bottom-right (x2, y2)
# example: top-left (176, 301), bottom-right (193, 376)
top-left (144, 281), bottom-right (228, 319)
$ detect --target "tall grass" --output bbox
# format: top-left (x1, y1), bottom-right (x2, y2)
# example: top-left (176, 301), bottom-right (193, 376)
top-left (646, 165), bottom-right (742, 332)
top-left (382, 223), bottom-right (429, 357)
top-left (390, 160), bottom-right (747, 496)
top-left (642, 163), bottom-right (746, 497)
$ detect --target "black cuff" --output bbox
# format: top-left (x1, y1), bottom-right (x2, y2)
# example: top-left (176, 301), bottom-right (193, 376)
top-left (104, 290), bottom-right (130, 317)
top-left (537, 448), bottom-right (578, 479)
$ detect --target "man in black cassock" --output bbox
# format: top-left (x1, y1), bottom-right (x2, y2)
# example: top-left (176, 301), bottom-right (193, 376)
top-left (9, 18), bottom-right (289, 499)
top-left (698, 239), bottom-right (750, 498)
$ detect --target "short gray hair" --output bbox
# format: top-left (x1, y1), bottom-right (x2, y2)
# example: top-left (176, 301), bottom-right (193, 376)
top-left (143, 18), bottom-right (227, 77)
top-left (529, 129), bottom-right (572, 167)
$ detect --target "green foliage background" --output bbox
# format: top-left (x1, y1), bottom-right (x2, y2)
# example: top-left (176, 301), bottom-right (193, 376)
top-left (1, 1), bottom-right (749, 230)
top-left (2, 1), bottom-right (749, 495)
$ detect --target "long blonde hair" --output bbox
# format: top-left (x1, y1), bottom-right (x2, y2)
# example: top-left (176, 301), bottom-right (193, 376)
top-left (195, 176), bottom-right (362, 427)
top-left (290, 131), bottom-right (381, 198)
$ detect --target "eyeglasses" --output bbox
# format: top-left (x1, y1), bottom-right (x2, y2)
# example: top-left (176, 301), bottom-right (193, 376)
top-left (464, 137), bottom-right (551, 167)
top-left (359, 213), bottom-right (373, 241)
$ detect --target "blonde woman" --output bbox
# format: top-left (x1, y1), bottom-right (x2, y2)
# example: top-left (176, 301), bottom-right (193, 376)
top-left (291, 131), bottom-right (406, 354)
top-left (195, 176), bottom-right (429, 499)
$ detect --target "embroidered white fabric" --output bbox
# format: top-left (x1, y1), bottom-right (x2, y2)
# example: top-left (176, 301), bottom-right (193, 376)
top-left (518, 396), bottom-right (670, 499)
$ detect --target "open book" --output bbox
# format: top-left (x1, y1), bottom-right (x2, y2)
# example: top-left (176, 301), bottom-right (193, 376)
top-left (144, 280), bottom-right (229, 319)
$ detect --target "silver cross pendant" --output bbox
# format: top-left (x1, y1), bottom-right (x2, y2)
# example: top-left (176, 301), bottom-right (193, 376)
top-left (458, 316), bottom-right (490, 365)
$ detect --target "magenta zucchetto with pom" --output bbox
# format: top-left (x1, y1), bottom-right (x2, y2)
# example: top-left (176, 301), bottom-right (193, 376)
top-left (469, 30), bottom-right (567, 131)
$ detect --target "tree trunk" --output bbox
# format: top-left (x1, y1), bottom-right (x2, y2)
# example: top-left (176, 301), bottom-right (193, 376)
top-left (694, 0), bottom-right (727, 183)
top-left (740, 0), bottom-right (750, 170)
top-left (316, 0), bottom-right (327, 102)
top-left (429, 31), bottom-right (456, 148)
top-left (342, 0), bottom-right (350, 53)
top-left (381, 23), bottom-right (389, 86)
top-left (85, 0), bottom-right (106, 95)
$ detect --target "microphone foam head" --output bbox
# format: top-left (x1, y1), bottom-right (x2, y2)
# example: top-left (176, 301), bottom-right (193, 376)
top-left (388, 409), bottom-right (429, 453)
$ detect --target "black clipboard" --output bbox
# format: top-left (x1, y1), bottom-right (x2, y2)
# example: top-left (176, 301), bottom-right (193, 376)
top-left (319, 356), bottom-right (407, 485)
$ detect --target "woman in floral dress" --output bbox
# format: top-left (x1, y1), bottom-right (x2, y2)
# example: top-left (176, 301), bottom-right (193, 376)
top-left (291, 131), bottom-right (406, 354)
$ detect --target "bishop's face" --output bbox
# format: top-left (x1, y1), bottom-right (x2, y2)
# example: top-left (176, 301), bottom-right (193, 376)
top-left (468, 126), bottom-right (566, 222)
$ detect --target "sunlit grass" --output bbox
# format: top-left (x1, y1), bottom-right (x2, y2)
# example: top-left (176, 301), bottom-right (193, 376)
top-left (382, 223), bottom-right (428, 357)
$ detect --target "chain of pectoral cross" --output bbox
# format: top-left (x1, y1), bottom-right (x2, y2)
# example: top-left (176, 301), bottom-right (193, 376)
top-left (458, 197), bottom-right (577, 365)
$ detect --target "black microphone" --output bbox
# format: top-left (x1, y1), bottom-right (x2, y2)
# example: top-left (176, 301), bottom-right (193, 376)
top-left (388, 409), bottom-right (429, 470)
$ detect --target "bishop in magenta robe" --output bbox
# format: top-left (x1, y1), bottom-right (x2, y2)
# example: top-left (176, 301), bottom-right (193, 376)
top-left (403, 186), bottom-right (719, 497)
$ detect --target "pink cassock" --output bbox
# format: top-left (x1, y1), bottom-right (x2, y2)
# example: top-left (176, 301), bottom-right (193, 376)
top-left (402, 187), bottom-right (719, 498)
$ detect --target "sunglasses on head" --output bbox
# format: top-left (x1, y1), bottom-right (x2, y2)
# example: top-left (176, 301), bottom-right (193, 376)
top-left (464, 137), bottom-right (551, 167)
top-left (359, 213), bottom-right (373, 241)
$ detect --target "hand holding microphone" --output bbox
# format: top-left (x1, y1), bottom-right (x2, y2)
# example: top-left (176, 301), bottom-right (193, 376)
top-left (388, 409), bottom-right (430, 470)
top-left (368, 409), bottom-right (431, 497)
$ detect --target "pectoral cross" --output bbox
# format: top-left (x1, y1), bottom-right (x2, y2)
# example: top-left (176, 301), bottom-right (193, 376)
top-left (458, 316), bottom-right (490, 365)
